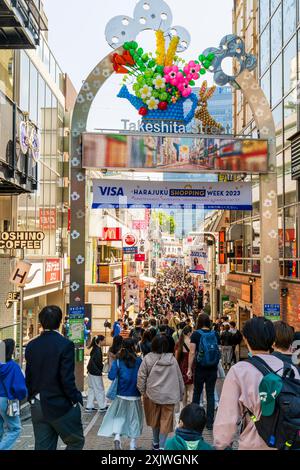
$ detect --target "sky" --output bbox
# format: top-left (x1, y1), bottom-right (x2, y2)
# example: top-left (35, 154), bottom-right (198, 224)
top-left (43, 0), bottom-right (233, 130)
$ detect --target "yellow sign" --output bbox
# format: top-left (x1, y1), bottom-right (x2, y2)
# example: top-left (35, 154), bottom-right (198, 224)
top-left (0, 231), bottom-right (45, 249)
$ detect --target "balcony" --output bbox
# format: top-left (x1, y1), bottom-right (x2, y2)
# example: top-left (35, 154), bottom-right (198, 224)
top-left (0, 0), bottom-right (48, 49)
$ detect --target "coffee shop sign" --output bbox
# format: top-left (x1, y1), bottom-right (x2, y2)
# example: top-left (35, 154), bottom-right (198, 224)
top-left (0, 232), bottom-right (45, 250)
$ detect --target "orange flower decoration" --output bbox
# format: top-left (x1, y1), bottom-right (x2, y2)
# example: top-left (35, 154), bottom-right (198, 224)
top-left (112, 51), bottom-right (135, 74)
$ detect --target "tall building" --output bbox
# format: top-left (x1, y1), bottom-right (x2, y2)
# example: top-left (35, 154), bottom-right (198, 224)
top-left (0, 2), bottom-right (76, 345)
top-left (230, 0), bottom-right (300, 330)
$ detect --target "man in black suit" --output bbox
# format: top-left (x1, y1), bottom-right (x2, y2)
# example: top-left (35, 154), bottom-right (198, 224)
top-left (25, 306), bottom-right (84, 450)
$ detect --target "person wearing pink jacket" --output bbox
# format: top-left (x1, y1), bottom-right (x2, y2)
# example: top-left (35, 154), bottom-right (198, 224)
top-left (213, 317), bottom-right (300, 450)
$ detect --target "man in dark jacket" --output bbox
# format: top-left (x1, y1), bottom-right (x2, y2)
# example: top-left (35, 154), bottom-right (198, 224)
top-left (25, 305), bottom-right (84, 450)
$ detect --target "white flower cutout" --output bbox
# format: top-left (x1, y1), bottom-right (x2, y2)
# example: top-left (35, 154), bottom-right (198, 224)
top-left (76, 146), bottom-right (82, 156)
top-left (255, 108), bottom-right (264, 118)
top-left (259, 98), bottom-right (268, 106)
top-left (86, 92), bottom-right (94, 101)
top-left (71, 192), bottom-right (80, 201)
top-left (76, 173), bottom-right (85, 182)
top-left (71, 157), bottom-right (80, 167)
top-left (70, 282), bottom-right (80, 292)
top-left (264, 255), bottom-right (273, 264)
top-left (263, 199), bottom-right (272, 207)
top-left (268, 190), bottom-right (276, 199)
top-left (260, 126), bottom-right (270, 135)
top-left (76, 255), bottom-right (85, 265)
top-left (269, 281), bottom-right (279, 290)
top-left (72, 130), bottom-right (80, 138)
top-left (263, 210), bottom-right (272, 219)
top-left (76, 94), bottom-right (85, 104)
top-left (82, 82), bottom-right (90, 92)
top-left (76, 210), bottom-right (85, 219)
top-left (268, 230), bottom-right (278, 239)
top-left (102, 69), bottom-right (111, 78)
top-left (249, 96), bottom-right (258, 104)
top-left (93, 67), bottom-right (101, 76)
top-left (71, 230), bottom-right (80, 240)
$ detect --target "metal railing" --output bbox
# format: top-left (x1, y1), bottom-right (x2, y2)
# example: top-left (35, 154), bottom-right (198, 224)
top-left (0, 322), bottom-right (20, 342)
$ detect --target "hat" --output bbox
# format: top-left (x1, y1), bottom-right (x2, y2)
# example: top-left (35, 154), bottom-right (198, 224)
top-left (259, 373), bottom-right (283, 417)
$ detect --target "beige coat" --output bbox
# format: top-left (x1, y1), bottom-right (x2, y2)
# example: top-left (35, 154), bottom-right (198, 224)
top-left (213, 354), bottom-right (300, 450)
top-left (137, 352), bottom-right (185, 405)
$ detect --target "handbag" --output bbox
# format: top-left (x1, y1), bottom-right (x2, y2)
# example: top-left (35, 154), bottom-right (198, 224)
top-left (106, 359), bottom-right (119, 401)
top-left (0, 376), bottom-right (20, 417)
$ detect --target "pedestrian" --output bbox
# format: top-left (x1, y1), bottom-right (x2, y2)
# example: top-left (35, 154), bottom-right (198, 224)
top-left (0, 339), bottom-right (27, 450)
top-left (164, 403), bottom-right (214, 451)
top-left (86, 335), bottom-right (108, 413)
top-left (98, 338), bottom-right (143, 450)
top-left (108, 335), bottom-right (123, 372)
top-left (129, 318), bottom-right (145, 344)
top-left (111, 318), bottom-right (122, 338)
top-left (138, 330), bottom-right (154, 357)
top-left (120, 323), bottom-right (130, 339)
top-left (213, 317), bottom-right (300, 450)
top-left (84, 317), bottom-right (91, 346)
top-left (220, 324), bottom-right (233, 371)
top-left (175, 326), bottom-right (194, 407)
top-left (25, 306), bottom-right (84, 450)
top-left (272, 321), bottom-right (297, 367)
top-left (62, 316), bottom-right (70, 338)
top-left (229, 321), bottom-right (242, 364)
top-left (137, 335), bottom-right (184, 450)
top-left (187, 313), bottom-right (220, 430)
top-left (158, 325), bottom-right (175, 354)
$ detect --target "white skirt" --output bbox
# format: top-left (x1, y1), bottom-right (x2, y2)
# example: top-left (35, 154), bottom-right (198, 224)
top-left (98, 396), bottom-right (143, 439)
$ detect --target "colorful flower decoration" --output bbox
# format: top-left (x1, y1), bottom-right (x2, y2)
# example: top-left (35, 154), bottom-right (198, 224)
top-left (112, 33), bottom-right (216, 118)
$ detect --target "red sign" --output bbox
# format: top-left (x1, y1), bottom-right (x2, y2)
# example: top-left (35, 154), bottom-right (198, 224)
top-left (219, 231), bottom-right (227, 265)
top-left (45, 259), bottom-right (61, 284)
top-left (68, 208), bottom-right (71, 232)
top-left (124, 233), bottom-right (137, 247)
top-left (132, 220), bottom-right (147, 230)
top-left (101, 227), bottom-right (122, 241)
top-left (135, 254), bottom-right (145, 262)
top-left (39, 209), bottom-right (56, 230)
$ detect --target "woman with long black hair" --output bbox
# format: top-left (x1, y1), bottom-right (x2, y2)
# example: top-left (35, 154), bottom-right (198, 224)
top-left (175, 326), bottom-right (194, 407)
top-left (86, 335), bottom-right (108, 413)
top-left (98, 338), bottom-right (143, 450)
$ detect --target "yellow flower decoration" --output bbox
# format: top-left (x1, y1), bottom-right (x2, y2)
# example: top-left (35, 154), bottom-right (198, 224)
top-left (156, 30), bottom-right (165, 66)
top-left (165, 36), bottom-right (180, 67)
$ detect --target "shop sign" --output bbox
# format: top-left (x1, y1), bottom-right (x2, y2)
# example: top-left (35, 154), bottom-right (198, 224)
top-left (189, 246), bottom-right (208, 275)
top-left (5, 292), bottom-right (20, 309)
top-left (101, 227), bottom-right (122, 241)
top-left (0, 231), bottom-right (45, 250)
top-left (225, 281), bottom-right (252, 303)
top-left (219, 231), bottom-right (227, 265)
top-left (132, 220), bottom-right (147, 230)
top-left (24, 262), bottom-right (44, 290)
top-left (264, 304), bottom-right (280, 321)
top-left (135, 254), bottom-right (145, 262)
top-left (92, 180), bottom-right (252, 211)
top-left (124, 233), bottom-right (137, 247)
top-left (45, 259), bottom-right (61, 284)
top-left (69, 306), bottom-right (85, 319)
top-left (123, 246), bottom-right (138, 254)
top-left (39, 209), bottom-right (56, 230)
top-left (9, 261), bottom-right (32, 287)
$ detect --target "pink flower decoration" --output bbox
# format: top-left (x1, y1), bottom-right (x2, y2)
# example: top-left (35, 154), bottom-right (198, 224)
top-left (164, 66), bottom-right (184, 87)
top-left (178, 80), bottom-right (192, 97)
top-left (184, 60), bottom-right (201, 81)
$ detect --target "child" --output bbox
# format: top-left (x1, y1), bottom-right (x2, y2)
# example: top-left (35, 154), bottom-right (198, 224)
top-left (165, 404), bottom-right (214, 451)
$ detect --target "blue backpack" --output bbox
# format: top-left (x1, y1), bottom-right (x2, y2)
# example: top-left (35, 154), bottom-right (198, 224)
top-left (196, 330), bottom-right (220, 367)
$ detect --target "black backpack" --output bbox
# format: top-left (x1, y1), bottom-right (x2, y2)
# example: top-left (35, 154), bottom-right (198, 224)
top-left (232, 329), bottom-right (243, 346)
top-left (245, 356), bottom-right (300, 450)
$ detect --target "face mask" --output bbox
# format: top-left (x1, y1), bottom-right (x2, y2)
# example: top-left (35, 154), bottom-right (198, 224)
top-left (248, 351), bottom-right (253, 358)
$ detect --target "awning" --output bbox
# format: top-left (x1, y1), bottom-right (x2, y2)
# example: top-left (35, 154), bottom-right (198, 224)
top-left (139, 275), bottom-right (156, 284)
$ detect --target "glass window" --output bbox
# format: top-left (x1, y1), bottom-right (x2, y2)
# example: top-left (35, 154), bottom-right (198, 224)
top-left (0, 50), bottom-right (14, 100)
top-left (261, 70), bottom-right (270, 103)
top-left (43, 42), bottom-right (50, 73)
top-left (271, 0), bottom-right (280, 14)
top-left (276, 151), bottom-right (284, 205)
top-left (37, 75), bottom-right (45, 129)
top-left (284, 205), bottom-right (297, 261)
top-left (273, 103), bottom-right (283, 152)
top-left (49, 53), bottom-right (56, 82)
top-left (260, 0), bottom-right (270, 30)
top-left (271, 54), bottom-right (282, 106)
top-left (284, 147), bottom-right (297, 203)
top-left (283, 37), bottom-right (297, 94)
top-left (19, 52), bottom-right (30, 112)
top-left (284, 90), bottom-right (297, 145)
top-left (260, 26), bottom-right (270, 74)
top-left (283, 0), bottom-right (296, 43)
top-left (271, 5), bottom-right (282, 61)
top-left (29, 63), bottom-right (38, 124)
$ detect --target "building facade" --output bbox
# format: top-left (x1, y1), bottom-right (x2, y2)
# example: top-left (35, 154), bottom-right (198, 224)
top-left (0, 3), bottom-right (76, 345)
top-left (230, 0), bottom-right (300, 329)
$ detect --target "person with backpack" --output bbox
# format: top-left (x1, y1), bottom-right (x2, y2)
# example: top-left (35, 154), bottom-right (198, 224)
top-left (86, 335), bottom-right (108, 413)
top-left (214, 317), bottom-right (300, 450)
top-left (137, 335), bottom-right (184, 450)
top-left (111, 318), bottom-right (122, 338)
top-left (129, 318), bottom-right (145, 344)
top-left (229, 321), bottom-right (242, 364)
top-left (187, 313), bottom-right (220, 430)
top-left (0, 339), bottom-right (27, 450)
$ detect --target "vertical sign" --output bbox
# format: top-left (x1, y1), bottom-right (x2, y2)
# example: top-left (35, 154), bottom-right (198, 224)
top-left (219, 231), bottom-right (227, 265)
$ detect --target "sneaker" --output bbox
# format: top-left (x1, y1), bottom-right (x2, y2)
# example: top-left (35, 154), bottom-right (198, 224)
top-left (152, 442), bottom-right (160, 451)
top-left (114, 440), bottom-right (122, 450)
top-left (99, 406), bottom-right (109, 413)
top-left (85, 408), bottom-right (97, 413)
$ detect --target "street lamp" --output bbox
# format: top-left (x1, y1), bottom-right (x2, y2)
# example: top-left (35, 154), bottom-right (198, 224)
top-left (188, 231), bottom-right (217, 322)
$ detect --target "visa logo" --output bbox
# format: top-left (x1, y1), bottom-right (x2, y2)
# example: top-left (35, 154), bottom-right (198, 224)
top-left (98, 186), bottom-right (124, 196)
